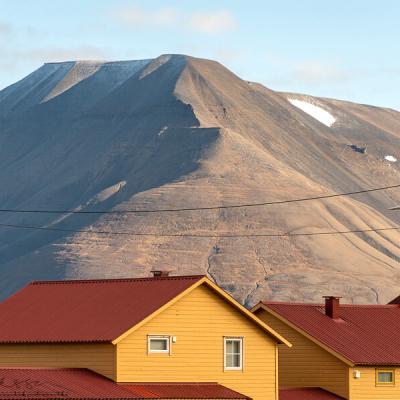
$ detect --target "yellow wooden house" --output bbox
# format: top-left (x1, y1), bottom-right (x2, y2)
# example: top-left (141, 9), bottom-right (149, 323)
top-left (253, 296), bottom-right (400, 400)
top-left (0, 272), bottom-right (291, 400)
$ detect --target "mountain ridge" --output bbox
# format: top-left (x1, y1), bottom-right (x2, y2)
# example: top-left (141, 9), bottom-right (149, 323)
top-left (0, 54), bottom-right (399, 304)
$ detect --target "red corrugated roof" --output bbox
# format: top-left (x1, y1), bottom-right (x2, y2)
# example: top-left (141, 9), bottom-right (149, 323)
top-left (0, 368), bottom-right (134, 399)
top-left (260, 301), bottom-right (400, 365)
top-left (0, 276), bottom-right (204, 343)
top-left (279, 387), bottom-right (345, 400)
top-left (123, 383), bottom-right (250, 399)
top-left (0, 368), bottom-right (248, 399)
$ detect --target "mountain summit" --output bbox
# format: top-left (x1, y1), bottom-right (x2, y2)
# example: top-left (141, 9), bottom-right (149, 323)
top-left (0, 54), bottom-right (399, 303)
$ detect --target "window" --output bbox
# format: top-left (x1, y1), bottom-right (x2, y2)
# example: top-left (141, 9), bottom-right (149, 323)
top-left (376, 369), bottom-right (395, 386)
top-left (224, 337), bottom-right (243, 370)
top-left (148, 336), bottom-right (170, 353)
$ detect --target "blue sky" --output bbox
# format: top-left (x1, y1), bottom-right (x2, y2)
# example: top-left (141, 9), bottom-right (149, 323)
top-left (1, 0), bottom-right (399, 110)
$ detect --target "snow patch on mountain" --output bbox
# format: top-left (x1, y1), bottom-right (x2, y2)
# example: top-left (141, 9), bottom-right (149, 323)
top-left (0, 63), bottom-right (73, 111)
top-left (91, 181), bottom-right (127, 203)
top-left (158, 126), bottom-right (168, 136)
top-left (43, 60), bottom-right (151, 102)
top-left (140, 55), bottom-right (172, 79)
top-left (1, 60), bottom-right (153, 111)
top-left (43, 62), bottom-right (102, 102)
top-left (288, 98), bottom-right (336, 127)
top-left (139, 54), bottom-right (186, 80)
top-left (50, 181), bottom-right (127, 226)
top-left (385, 155), bottom-right (397, 163)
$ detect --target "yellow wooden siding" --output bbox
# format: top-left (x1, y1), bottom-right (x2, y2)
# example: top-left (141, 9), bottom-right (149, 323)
top-left (255, 309), bottom-right (349, 399)
top-left (350, 367), bottom-right (400, 399)
top-left (0, 343), bottom-right (115, 379)
top-left (117, 284), bottom-right (279, 400)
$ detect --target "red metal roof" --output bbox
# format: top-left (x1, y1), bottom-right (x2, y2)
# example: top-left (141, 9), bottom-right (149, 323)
top-left (0, 368), bottom-right (134, 399)
top-left (0, 276), bottom-right (204, 343)
top-left (279, 387), bottom-right (345, 400)
top-left (123, 383), bottom-right (250, 399)
top-left (0, 368), bottom-right (248, 399)
top-left (260, 301), bottom-right (400, 365)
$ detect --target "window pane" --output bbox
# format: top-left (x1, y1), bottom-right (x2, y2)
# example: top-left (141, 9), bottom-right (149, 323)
top-left (225, 338), bottom-right (242, 369)
top-left (232, 341), bottom-right (240, 354)
top-left (233, 354), bottom-right (241, 367)
top-left (150, 338), bottom-right (168, 351)
top-left (378, 372), bottom-right (393, 383)
top-left (226, 341), bottom-right (233, 353)
top-left (225, 354), bottom-right (233, 368)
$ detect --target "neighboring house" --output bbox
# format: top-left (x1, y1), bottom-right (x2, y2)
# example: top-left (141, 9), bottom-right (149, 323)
top-left (0, 272), bottom-right (291, 400)
top-left (253, 296), bottom-right (400, 400)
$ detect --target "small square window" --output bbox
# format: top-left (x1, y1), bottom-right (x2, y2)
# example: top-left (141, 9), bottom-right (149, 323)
top-left (376, 369), bottom-right (395, 386)
top-left (148, 336), bottom-right (170, 353)
top-left (224, 337), bottom-right (243, 370)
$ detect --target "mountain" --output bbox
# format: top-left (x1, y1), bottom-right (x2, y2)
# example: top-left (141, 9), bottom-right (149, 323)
top-left (0, 54), bottom-right (399, 304)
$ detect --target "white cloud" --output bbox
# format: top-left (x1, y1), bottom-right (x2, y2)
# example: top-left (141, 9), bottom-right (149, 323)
top-left (0, 46), bottom-right (108, 75)
top-left (188, 10), bottom-right (238, 34)
top-left (213, 48), bottom-right (245, 64)
top-left (112, 6), bottom-right (178, 27)
top-left (111, 6), bottom-right (237, 34)
top-left (290, 62), bottom-right (350, 85)
top-left (0, 22), bottom-right (11, 36)
top-left (263, 54), bottom-right (351, 87)
top-left (0, 22), bottom-right (42, 41)
top-left (22, 46), bottom-right (108, 62)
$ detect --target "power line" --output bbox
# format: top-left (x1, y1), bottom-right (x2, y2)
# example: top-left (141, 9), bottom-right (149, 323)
top-left (0, 222), bottom-right (398, 238)
top-left (0, 183), bottom-right (398, 215)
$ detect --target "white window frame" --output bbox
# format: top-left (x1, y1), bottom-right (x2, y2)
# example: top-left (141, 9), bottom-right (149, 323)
top-left (224, 337), bottom-right (243, 371)
top-left (148, 335), bottom-right (170, 354)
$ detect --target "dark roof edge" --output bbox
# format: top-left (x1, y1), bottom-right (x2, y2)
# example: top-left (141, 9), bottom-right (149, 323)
top-left (31, 275), bottom-right (206, 285)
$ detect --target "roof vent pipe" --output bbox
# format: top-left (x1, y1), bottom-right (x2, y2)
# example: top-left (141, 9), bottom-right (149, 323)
top-left (323, 296), bottom-right (341, 319)
top-left (150, 270), bottom-right (171, 278)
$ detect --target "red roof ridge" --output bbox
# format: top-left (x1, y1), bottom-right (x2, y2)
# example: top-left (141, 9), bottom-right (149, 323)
top-left (121, 382), bottom-right (220, 385)
top-left (262, 301), bottom-right (400, 308)
top-left (337, 304), bottom-right (400, 308)
top-left (30, 275), bottom-right (206, 285)
top-left (262, 300), bottom-right (322, 306)
top-left (0, 367), bottom-right (89, 371)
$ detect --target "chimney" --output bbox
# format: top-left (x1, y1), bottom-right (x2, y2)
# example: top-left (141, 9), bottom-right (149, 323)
top-left (323, 296), bottom-right (341, 319)
top-left (150, 270), bottom-right (171, 278)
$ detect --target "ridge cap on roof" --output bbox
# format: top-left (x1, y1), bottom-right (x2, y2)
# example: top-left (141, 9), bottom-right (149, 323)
top-left (337, 304), bottom-right (400, 308)
top-left (262, 301), bottom-right (400, 308)
top-left (262, 300), bottom-right (322, 306)
top-left (121, 382), bottom-right (220, 385)
top-left (0, 367), bottom-right (89, 371)
top-left (30, 275), bottom-right (206, 285)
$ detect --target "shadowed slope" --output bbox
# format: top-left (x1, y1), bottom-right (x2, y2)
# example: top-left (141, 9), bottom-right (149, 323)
top-left (0, 54), bottom-right (398, 304)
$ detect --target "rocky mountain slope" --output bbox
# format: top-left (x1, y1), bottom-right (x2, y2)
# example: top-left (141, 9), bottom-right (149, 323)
top-left (0, 54), bottom-right (399, 304)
